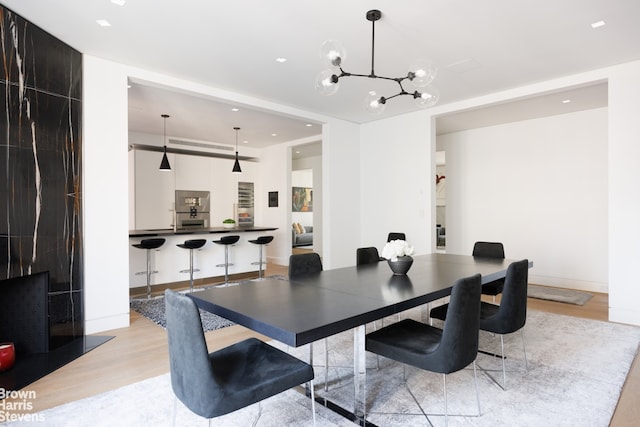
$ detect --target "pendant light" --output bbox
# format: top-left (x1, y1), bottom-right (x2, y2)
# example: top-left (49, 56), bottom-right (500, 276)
top-left (315, 9), bottom-right (439, 114)
top-left (232, 127), bottom-right (242, 174)
top-left (159, 114), bottom-right (171, 171)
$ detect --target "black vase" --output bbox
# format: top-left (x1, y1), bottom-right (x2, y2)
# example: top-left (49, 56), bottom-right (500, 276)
top-left (387, 256), bottom-right (413, 275)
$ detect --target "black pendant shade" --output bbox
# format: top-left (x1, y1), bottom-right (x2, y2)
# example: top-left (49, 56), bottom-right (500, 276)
top-left (159, 114), bottom-right (171, 171)
top-left (232, 127), bottom-right (242, 174)
top-left (160, 147), bottom-right (171, 170)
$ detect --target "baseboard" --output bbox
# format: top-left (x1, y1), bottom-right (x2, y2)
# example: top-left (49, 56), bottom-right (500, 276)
top-left (85, 312), bottom-right (130, 334)
top-left (129, 271), bottom-right (259, 298)
top-left (529, 274), bottom-right (608, 294)
top-left (609, 307), bottom-right (640, 327)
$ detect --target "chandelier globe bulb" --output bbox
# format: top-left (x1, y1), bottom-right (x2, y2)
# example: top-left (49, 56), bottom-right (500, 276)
top-left (320, 39), bottom-right (347, 68)
top-left (315, 69), bottom-right (340, 96)
top-left (364, 91), bottom-right (387, 114)
top-left (413, 85), bottom-right (440, 108)
top-left (408, 59), bottom-right (437, 88)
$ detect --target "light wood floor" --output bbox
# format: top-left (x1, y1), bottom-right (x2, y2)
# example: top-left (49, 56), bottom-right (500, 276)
top-left (7, 262), bottom-right (639, 426)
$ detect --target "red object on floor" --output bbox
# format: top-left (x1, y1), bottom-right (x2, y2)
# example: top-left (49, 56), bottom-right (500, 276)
top-left (0, 342), bottom-right (15, 372)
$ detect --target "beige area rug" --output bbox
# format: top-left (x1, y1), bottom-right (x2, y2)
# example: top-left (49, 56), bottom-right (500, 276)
top-left (527, 284), bottom-right (593, 305)
top-left (5, 309), bottom-right (639, 426)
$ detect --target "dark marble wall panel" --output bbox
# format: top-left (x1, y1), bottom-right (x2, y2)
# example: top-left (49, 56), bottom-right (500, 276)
top-left (0, 6), bottom-right (83, 350)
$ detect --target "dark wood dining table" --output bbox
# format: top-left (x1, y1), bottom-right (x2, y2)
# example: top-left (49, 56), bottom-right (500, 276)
top-left (189, 253), bottom-right (532, 425)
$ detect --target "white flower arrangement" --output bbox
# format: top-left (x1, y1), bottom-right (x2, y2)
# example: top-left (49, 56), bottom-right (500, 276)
top-left (381, 239), bottom-right (415, 261)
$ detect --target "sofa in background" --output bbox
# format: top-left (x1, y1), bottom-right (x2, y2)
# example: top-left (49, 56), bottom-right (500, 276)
top-left (292, 223), bottom-right (313, 247)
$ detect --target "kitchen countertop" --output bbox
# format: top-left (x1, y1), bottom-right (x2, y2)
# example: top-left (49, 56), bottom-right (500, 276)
top-left (129, 226), bottom-right (278, 238)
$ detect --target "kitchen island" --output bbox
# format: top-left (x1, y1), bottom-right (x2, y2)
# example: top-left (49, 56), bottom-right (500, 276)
top-left (129, 226), bottom-right (278, 292)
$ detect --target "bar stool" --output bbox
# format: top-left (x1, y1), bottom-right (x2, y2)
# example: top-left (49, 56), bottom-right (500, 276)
top-left (212, 235), bottom-right (240, 286)
top-left (176, 239), bottom-right (207, 293)
top-left (248, 236), bottom-right (273, 280)
top-left (131, 238), bottom-right (166, 299)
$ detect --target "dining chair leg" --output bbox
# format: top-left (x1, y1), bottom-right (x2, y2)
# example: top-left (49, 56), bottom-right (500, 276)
top-left (310, 379), bottom-right (317, 427)
top-left (500, 334), bottom-right (507, 389)
top-left (373, 322), bottom-right (381, 370)
top-left (324, 338), bottom-right (329, 392)
top-left (248, 401), bottom-right (262, 427)
top-left (473, 360), bottom-right (481, 416)
top-left (521, 329), bottom-right (529, 371)
top-left (172, 395), bottom-right (178, 427)
top-left (442, 373), bottom-right (448, 426)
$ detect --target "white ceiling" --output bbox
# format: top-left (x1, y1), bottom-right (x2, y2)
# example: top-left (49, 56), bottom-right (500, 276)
top-left (3, 0), bottom-right (638, 149)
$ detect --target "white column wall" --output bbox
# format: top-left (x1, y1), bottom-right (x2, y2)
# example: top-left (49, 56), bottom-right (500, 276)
top-left (322, 119), bottom-right (361, 269)
top-left (256, 143), bottom-right (291, 266)
top-left (83, 56), bottom-right (131, 333)
top-left (608, 61), bottom-right (640, 325)
top-left (359, 110), bottom-right (434, 256)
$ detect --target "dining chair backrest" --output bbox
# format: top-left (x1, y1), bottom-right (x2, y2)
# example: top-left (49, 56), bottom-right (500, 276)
top-left (387, 232), bottom-right (406, 242)
top-left (165, 289), bottom-right (219, 418)
top-left (435, 273), bottom-right (482, 374)
top-left (288, 252), bottom-right (323, 278)
top-left (356, 247), bottom-right (381, 266)
top-left (472, 241), bottom-right (505, 259)
top-left (481, 259), bottom-right (529, 334)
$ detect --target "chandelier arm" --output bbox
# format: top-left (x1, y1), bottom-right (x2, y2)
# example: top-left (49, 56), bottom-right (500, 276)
top-left (383, 91), bottom-right (412, 102)
top-left (338, 70), bottom-right (406, 82)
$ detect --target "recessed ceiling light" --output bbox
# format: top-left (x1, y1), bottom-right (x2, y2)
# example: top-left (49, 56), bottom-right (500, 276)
top-left (271, 133), bottom-right (277, 137)
top-left (111, 0), bottom-right (126, 5)
top-left (231, 108), bottom-right (239, 112)
top-left (276, 57), bottom-right (287, 63)
top-left (295, 150), bottom-right (301, 154)
top-left (96, 19), bottom-right (111, 27)
top-left (305, 123), bottom-right (313, 127)
top-left (562, 99), bottom-right (571, 104)
top-left (591, 20), bottom-right (605, 29)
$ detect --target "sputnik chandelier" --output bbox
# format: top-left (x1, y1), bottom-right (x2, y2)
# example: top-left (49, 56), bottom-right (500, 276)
top-left (315, 9), bottom-right (439, 114)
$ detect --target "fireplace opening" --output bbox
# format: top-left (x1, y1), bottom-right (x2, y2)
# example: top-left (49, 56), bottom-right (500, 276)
top-left (0, 272), bottom-right (112, 391)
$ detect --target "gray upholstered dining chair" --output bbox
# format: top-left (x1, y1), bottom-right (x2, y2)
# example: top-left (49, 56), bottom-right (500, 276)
top-left (164, 289), bottom-right (316, 426)
top-left (288, 252), bottom-right (331, 390)
top-left (356, 246), bottom-right (383, 265)
top-left (472, 241), bottom-right (506, 301)
top-left (288, 252), bottom-right (323, 278)
top-left (431, 259), bottom-right (529, 390)
top-left (366, 274), bottom-right (482, 425)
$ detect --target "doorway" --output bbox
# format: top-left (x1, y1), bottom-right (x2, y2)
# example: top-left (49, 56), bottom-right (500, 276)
top-left (291, 141), bottom-right (322, 257)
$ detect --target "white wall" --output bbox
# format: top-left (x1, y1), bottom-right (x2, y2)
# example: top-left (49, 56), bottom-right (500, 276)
top-left (83, 55), bottom-right (131, 333)
top-left (608, 61), bottom-right (640, 325)
top-left (439, 108), bottom-right (608, 292)
top-left (257, 143), bottom-right (291, 266)
top-left (321, 119), bottom-right (361, 269)
top-left (360, 110), bottom-right (434, 256)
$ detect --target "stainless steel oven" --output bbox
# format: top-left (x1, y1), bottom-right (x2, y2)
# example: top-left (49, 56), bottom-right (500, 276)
top-left (175, 190), bottom-right (210, 229)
